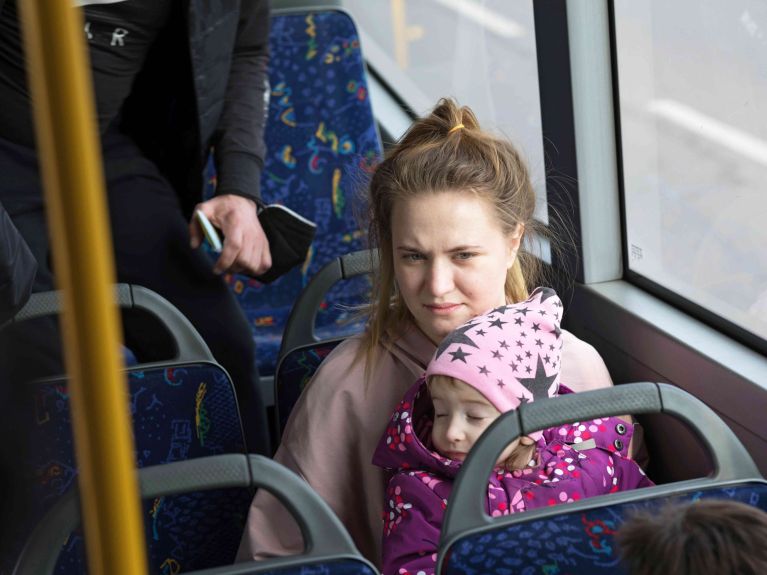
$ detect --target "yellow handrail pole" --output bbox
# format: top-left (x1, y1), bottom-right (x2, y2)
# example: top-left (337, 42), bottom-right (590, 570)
top-left (18, 2), bottom-right (148, 574)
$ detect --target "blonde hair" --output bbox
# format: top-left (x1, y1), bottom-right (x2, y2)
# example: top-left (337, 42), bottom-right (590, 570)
top-left (360, 98), bottom-right (547, 371)
top-left (427, 374), bottom-right (537, 472)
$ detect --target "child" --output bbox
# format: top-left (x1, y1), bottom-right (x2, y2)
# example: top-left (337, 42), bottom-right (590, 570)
top-left (373, 287), bottom-right (653, 575)
top-left (616, 499), bottom-right (767, 575)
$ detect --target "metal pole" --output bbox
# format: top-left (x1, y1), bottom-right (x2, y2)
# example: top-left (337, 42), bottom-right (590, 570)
top-left (17, 1), bottom-right (148, 573)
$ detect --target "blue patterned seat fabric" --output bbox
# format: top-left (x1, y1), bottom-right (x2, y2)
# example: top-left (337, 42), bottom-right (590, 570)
top-left (252, 558), bottom-right (378, 575)
top-left (441, 482), bottom-right (767, 575)
top-left (9, 364), bottom-right (251, 575)
top-left (204, 9), bottom-right (381, 376)
top-left (275, 339), bottom-right (344, 435)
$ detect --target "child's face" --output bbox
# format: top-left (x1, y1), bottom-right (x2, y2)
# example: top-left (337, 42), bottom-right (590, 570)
top-left (430, 377), bottom-right (520, 464)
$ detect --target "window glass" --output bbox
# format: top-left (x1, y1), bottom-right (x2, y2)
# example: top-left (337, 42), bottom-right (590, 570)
top-left (341, 0), bottom-right (548, 224)
top-left (614, 1), bottom-right (767, 341)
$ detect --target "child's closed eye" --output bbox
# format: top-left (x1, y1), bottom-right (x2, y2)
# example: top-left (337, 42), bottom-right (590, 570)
top-left (467, 414), bottom-right (489, 421)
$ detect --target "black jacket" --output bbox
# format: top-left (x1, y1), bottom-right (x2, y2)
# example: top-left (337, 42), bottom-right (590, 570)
top-left (121, 0), bottom-right (270, 216)
top-left (0, 202), bottom-right (35, 324)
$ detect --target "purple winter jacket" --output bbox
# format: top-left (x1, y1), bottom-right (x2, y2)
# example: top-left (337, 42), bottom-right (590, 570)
top-left (372, 379), bottom-right (654, 575)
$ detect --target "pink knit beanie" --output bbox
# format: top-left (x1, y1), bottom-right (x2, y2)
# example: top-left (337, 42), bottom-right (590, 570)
top-left (425, 287), bottom-right (562, 437)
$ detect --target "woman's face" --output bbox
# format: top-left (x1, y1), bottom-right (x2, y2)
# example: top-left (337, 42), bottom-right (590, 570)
top-left (391, 191), bottom-right (521, 344)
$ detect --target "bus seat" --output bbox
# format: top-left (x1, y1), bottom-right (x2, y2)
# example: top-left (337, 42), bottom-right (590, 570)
top-left (204, 8), bottom-right (382, 377)
top-left (274, 337), bottom-right (345, 440)
top-left (18, 365), bottom-right (251, 575)
top-left (1, 286), bottom-right (253, 574)
top-left (437, 382), bottom-right (766, 575)
top-left (272, 249), bottom-right (377, 441)
top-left (278, 249), bottom-right (377, 358)
top-left (15, 454), bottom-right (377, 575)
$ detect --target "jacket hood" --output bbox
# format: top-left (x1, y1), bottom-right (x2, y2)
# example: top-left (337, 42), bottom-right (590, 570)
top-left (373, 375), bottom-right (463, 478)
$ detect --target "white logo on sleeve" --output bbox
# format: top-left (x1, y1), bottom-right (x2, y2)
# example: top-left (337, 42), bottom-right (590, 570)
top-left (111, 28), bottom-right (129, 46)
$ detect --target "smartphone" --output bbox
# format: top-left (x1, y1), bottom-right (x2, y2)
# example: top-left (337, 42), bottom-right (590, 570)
top-left (195, 209), bottom-right (223, 253)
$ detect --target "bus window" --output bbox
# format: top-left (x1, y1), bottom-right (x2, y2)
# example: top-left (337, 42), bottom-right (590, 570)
top-left (341, 0), bottom-right (549, 224)
top-left (614, 0), bottom-right (767, 348)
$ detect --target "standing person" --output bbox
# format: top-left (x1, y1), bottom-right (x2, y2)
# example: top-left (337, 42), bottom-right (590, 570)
top-left (238, 98), bottom-right (627, 566)
top-left (374, 287), bottom-right (652, 575)
top-left (0, 0), bottom-right (271, 454)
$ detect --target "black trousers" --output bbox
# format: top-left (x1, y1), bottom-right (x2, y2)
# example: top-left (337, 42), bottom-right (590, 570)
top-left (0, 131), bottom-right (270, 456)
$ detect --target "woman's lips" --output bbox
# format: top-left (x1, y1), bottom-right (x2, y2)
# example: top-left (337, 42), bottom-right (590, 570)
top-left (424, 303), bottom-right (461, 315)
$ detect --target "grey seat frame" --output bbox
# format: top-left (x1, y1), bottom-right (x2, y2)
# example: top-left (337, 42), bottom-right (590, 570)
top-left (437, 381), bottom-right (765, 574)
top-left (14, 454), bottom-right (376, 575)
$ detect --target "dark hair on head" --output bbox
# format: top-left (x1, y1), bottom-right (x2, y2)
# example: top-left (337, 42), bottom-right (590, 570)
top-left (616, 499), bottom-right (767, 575)
top-left (360, 98), bottom-right (551, 363)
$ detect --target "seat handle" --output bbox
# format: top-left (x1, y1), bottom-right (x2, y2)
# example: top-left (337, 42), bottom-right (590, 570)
top-left (278, 249), bottom-right (378, 357)
top-left (8, 283), bottom-right (214, 363)
top-left (440, 382), bottom-right (760, 553)
top-left (14, 454), bottom-right (371, 575)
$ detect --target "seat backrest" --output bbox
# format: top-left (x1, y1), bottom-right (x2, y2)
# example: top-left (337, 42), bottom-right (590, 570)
top-left (16, 454), bottom-right (377, 575)
top-left (442, 481), bottom-right (767, 575)
top-left (278, 249), bottom-right (377, 358)
top-left (272, 249), bottom-right (377, 441)
top-left (274, 338), bottom-right (345, 439)
top-left (2, 286), bottom-right (251, 574)
top-left (205, 8), bottom-right (382, 376)
top-left (437, 382), bottom-right (766, 575)
top-left (9, 362), bottom-right (251, 575)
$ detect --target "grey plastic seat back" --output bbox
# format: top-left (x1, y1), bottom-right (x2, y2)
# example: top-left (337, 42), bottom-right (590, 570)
top-left (7, 282), bottom-right (215, 365)
top-left (437, 382), bottom-right (765, 575)
top-left (15, 454), bottom-right (377, 575)
top-left (278, 249), bottom-right (378, 360)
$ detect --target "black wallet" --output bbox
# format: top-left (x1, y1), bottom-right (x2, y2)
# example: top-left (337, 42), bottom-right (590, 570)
top-left (255, 204), bottom-right (317, 284)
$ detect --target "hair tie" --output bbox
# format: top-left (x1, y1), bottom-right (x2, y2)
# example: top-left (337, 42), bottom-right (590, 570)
top-left (448, 123), bottom-right (464, 135)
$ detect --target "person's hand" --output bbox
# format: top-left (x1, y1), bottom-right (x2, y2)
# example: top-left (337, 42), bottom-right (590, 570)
top-left (189, 194), bottom-right (272, 276)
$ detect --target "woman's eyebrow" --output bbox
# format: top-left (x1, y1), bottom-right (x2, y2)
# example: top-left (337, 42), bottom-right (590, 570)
top-left (447, 245), bottom-right (483, 253)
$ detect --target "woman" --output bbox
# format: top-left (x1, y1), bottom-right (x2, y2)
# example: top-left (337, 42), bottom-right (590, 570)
top-left (237, 99), bottom-right (616, 567)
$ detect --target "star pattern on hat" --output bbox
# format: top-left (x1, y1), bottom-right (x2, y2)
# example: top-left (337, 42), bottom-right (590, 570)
top-left (537, 287), bottom-right (558, 303)
top-left (448, 347), bottom-right (471, 363)
top-left (488, 305), bottom-right (510, 317)
top-left (426, 288), bottom-right (563, 411)
top-left (488, 318), bottom-right (507, 330)
top-left (435, 320), bottom-right (481, 359)
top-left (516, 355), bottom-right (558, 399)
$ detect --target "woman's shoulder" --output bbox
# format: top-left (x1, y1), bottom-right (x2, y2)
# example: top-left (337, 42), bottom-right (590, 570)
top-left (309, 327), bottom-right (431, 391)
top-left (299, 335), bottom-right (367, 396)
top-left (560, 329), bottom-right (614, 392)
